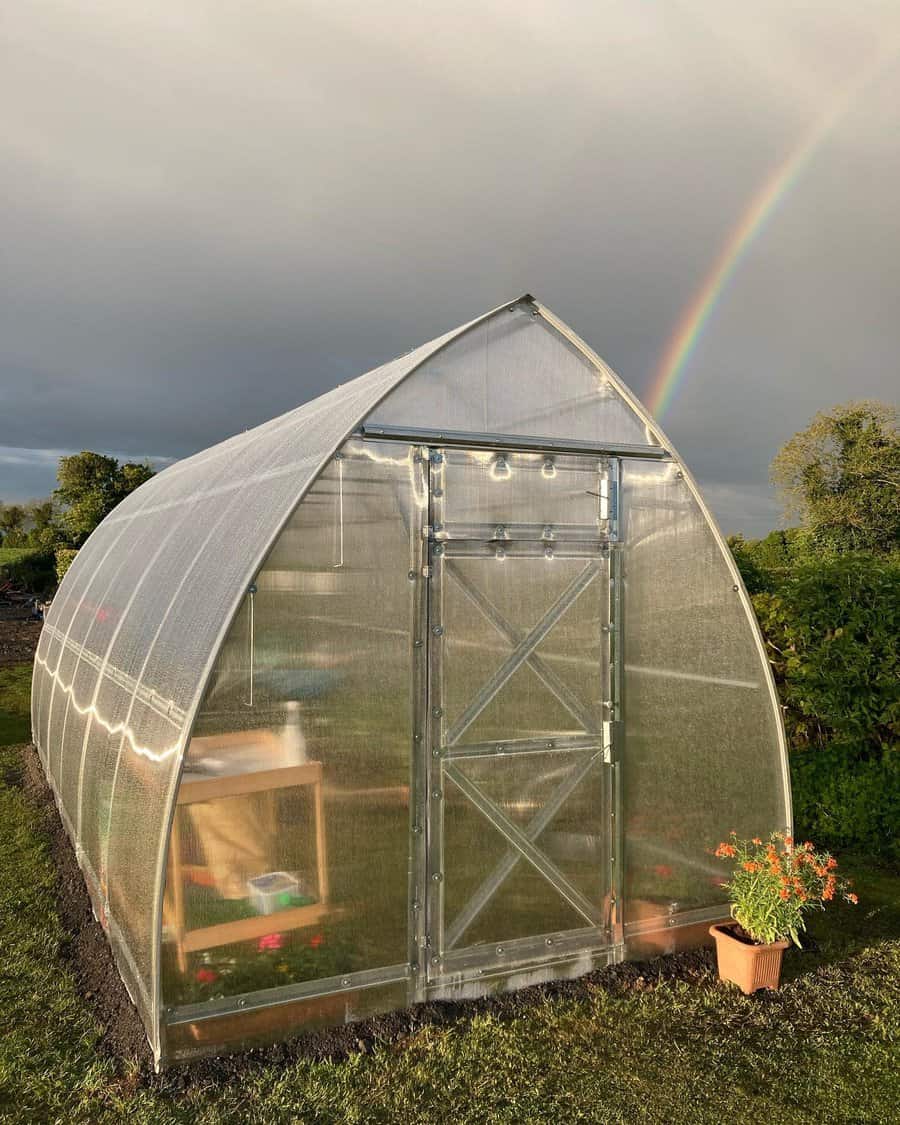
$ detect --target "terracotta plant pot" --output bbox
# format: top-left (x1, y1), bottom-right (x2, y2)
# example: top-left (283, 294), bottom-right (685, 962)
top-left (709, 922), bottom-right (789, 994)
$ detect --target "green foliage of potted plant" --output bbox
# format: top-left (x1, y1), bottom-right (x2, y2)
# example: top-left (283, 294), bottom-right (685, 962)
top-left (709, 831), bottom-right (857, 994)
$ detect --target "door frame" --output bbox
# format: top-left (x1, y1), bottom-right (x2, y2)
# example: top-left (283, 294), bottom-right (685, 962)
top-left (407, 435), bottom-right (625, 992)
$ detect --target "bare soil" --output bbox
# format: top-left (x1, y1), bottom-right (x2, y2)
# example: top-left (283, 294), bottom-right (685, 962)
top-left (0, 607), bottom-right (41, 667)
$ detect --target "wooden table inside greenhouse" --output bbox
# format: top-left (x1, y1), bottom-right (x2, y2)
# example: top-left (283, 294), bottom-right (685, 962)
top-left (166, 752), bottom-right (330, 972)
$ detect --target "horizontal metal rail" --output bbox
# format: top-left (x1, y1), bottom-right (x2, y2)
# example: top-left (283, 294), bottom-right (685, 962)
top-left (166, 962), bottom-right (412, 1026)
top-left (358, 423), bottom-right (669, 460)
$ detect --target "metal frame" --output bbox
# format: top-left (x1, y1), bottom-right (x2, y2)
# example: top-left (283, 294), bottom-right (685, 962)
top-left (359, 423), bottom-right (668, 461)
top-left (423, 443), bottom-right (616, 984)
top-left (29, 290), bottom-right (787, 1066)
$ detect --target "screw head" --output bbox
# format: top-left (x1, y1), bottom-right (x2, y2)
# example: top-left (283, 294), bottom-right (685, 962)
top-left (408, 570), bottom-right (416, 581)
top-left (732, 584), bottom-right (740, 592)
top-left (496, 945), bottom-right (504, 955)
top-left (341, 977), bottom-right (351, 987)
top-left (432, 872), bottom-right (443, 881)
top-left (432, 625), bottom-right (443, 636)
top-left (432, 706), bottom-right (443, 718)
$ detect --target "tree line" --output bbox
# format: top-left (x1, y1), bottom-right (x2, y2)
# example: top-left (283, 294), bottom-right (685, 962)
top-left (0, 451), bottom-right (155, 553)
top-left (727, 401), bottom-right (898, 862)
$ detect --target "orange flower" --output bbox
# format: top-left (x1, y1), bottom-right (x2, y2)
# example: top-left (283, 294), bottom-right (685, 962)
top-left (715, 843), bottom-right (737, 858)
top-left (742, 861), bottom-right (760, 873)
top-left (780, 888), bottom-right (790, 900)
top-left (784, 836), bottom-right (794, 847)
top-left (826, 857), bottom-right (838, 869)
top-left (752, 837), bottom-right (762, 845)
top-left (847, 893), bottom-right (858, 905)
top-left (823, 884), bottom-right (835, 901)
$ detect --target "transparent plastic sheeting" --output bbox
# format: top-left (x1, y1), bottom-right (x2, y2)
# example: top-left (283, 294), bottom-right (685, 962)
top-left (619, 460), bottom-right (790, 923)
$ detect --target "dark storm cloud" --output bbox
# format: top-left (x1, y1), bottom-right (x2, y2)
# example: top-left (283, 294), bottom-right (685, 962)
top-left (2, 1), bottom-right (899, 534)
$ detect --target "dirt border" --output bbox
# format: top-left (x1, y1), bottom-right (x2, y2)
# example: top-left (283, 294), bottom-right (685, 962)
top-left (18, 742), bottom-right (718, 1090)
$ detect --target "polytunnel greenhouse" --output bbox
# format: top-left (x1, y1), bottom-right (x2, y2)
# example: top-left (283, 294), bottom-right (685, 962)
top-left (32, 295), bottom-right (791, 1066)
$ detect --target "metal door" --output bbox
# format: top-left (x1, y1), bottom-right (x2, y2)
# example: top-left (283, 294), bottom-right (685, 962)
top-left (421, 446), bottom-right (621, 986)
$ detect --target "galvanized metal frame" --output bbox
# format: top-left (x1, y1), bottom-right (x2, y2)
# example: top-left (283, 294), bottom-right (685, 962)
top-left (422, 442), bottom-right (617, 981)
top-left (167, 962), bottom-right (413, 1026)
top-left (40, 289), bottom-right (784, 1064)
top-left (359, 423), bottom-right (668, 461)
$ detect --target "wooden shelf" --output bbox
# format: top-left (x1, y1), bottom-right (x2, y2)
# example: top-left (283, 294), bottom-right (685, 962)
top-left (165, 735), bottom-right (331, 971)
top-left (180, 901), bottom-right (332, 955)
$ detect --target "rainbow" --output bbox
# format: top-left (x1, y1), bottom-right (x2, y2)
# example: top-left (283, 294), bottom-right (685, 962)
top-left (646, 47), bottom-right (899, 420)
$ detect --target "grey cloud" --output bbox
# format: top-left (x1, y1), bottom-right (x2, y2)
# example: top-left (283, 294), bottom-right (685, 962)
top-left (1, 1), bottom-right (899, 533)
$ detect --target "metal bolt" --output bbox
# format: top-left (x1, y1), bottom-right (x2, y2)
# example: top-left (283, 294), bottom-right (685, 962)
top-left (496, 945), bottom-right (504, 954)
top-left (432, 706), bottom-right (443, 718)
top-left (495, 548), bottom-right (506, 560)
top-left (732, 584), bottom-right (740, 592)
top-left (547, 741), bottom-right (554, 749)
top-left (431, 452), bottom-right (443, 464)
top-left (342, 977), bottom-right (351, 987)
top-left (496, 743), bottom-right (505, 753)
top-left (432, 872), bottom-right (443, 882)
top-left (412, 824), bottom-right (422, 834)
top-left (433, 545), bottom-right (444, 556)
top-left (431, 956), bottom-right (441, 966)
top-left (248, 583), bottom-right (258, 595)
top-left (334, 452), bottom-right (344, 461)
top-left (433, 488), bottom-right (443, 497)
top-left (544, 547), bottom-right (554, 559)
top-left (531, 310), bottom-right (538, 318)
top-left (414, 732), bottom-right (422, 742)
top-left (432, 749), bottom-right (440, 758)
top-left (675, 469), bottom-right (683, 478)
top-left (408, 570), bottom-right (416, 581)
top-left (545, 937), bottom-right (554, 946)
top-left (432, 625), bottom-right (443, 636)
top-left (238, 998), bottom-right (247, 1008)
top-left (495, 525), bottom-right (506, 538)
top-left (414, 639), bottom-right (423, 648)
top-left (432, 789), bottom-right (442, 800)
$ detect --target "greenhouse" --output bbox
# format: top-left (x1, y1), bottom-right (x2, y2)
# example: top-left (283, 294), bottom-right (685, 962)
top-left (32, 295), bottom-right (791, 1067)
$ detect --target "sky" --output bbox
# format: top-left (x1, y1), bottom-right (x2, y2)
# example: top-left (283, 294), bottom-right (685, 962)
top-left (2, 1), bottom-right (899, 535)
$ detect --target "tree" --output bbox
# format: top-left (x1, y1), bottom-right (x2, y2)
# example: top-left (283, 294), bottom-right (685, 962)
top-left (770, 400), bottom-right (899, 555)
top-left (0, 503), bottom-right (27, 548)
top-left (54, 451), bottom-right (155, 546)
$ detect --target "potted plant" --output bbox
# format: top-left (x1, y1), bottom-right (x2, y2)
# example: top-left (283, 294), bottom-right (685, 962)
top-left (709, 831), bottom-right (857, 994)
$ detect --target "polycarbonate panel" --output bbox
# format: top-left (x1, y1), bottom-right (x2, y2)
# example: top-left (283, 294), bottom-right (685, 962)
top-left (31, 309), bottom-right (476, 1058)
top-left (370, 303), bottom-right (658, 447)
top-left (161, 442), bottom-right (414, 1016)
top-left (441, 750), bottom-right (606, 948)
top-left (619, 460), bottom-right (789, 922)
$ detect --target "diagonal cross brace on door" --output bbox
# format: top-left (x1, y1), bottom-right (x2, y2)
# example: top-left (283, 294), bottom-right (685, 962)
top-left (443, 559), bottom-right (601, 737)
top-left (442, 560), bottom-right (602, 747)
top-left (443, 751), bottom-right (604, 949)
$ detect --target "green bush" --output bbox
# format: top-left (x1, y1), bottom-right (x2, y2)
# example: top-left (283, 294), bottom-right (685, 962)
top-left (54, 548), bottom-right (78, 584)
top-left (750, 553), bottom-right (899, 859)
top-left (0, 548), bottom-right (56, 597)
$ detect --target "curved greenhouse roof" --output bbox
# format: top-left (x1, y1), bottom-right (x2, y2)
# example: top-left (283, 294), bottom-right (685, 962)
top-left (33, 296), bottom-right (790, 1066)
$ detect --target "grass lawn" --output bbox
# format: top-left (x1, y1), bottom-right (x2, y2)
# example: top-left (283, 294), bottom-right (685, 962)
top-left (1, 658), bottom-right (898, 1123)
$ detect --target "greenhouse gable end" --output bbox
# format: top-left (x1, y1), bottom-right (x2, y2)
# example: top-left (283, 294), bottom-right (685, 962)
top-left (32, 296), bottom-right (791, 1066)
